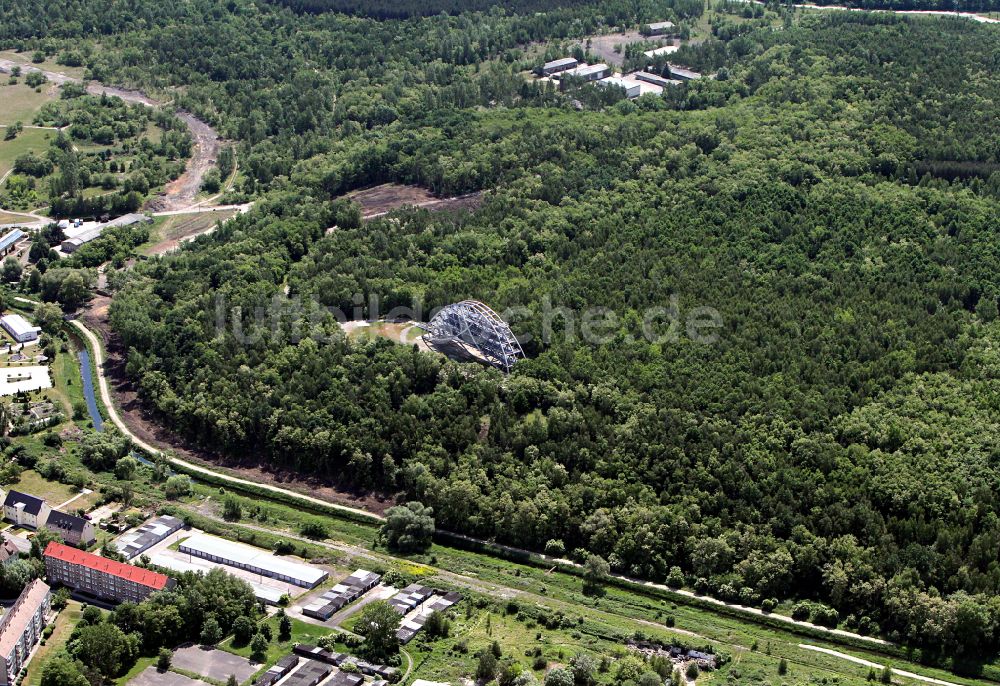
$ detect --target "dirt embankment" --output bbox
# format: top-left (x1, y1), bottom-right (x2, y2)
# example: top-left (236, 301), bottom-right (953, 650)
top-left (146, 112), bottom-right (221, 212)
top-left (80, 297), bottom-right (397, 515)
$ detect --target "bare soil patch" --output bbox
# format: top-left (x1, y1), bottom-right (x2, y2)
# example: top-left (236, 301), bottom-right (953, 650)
top-left (586, 30), bottom-right (649, 65)
top-left (143, 210), bottom-right (237, 256)
top-left (348, 183), bottom-right (484, 220)
top-left (146, 113), bottom-right (221, 212)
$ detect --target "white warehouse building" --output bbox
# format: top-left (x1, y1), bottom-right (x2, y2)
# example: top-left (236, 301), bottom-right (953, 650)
top-left (178, 534), bottom-right (328, 588)
top-left (0, 314), bottom-right (41, 343)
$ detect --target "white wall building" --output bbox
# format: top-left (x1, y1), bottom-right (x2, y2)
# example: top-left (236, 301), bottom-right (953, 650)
top-left (0, 314), bottom-right (40, 343)
top-left (178, 534), bottom-right (328, 588)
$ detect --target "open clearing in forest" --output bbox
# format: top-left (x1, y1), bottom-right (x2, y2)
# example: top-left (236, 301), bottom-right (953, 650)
top-left (0, 126), bottom-right (53, 177)
top-left (142, 209), bottom-right (237, 255)
top-left (349, 183), bottom-right (436, 215)
top-left (0, 50), bottom-right (88, 79)
top-left (585, 30), bottom-right (649, 65)
top-left (0, 80), bottom-right (58, 126)
top-left (346, 183), bottom-right (484, 220)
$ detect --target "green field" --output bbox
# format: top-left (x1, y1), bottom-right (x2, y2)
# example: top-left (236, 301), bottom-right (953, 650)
top-left (0, 126), bottom-right (53, 176)
top-left (0, 50), bottom-right (88, 80)
top-left (0, 80), bottom-right (57, 127)
top-left (24, 601), bottom-right (83, 686)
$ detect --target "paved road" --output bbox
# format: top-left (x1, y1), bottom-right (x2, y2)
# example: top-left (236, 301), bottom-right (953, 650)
top-left (70, 313), bottom-right (902, 654)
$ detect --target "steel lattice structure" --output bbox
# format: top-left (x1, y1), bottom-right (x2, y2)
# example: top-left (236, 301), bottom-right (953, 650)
top-left (423, 300), bottom-right (525, 372)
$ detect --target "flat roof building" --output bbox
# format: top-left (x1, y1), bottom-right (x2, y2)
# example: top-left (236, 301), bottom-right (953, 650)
top-left (644, 45), bottom-right (679, 58)
top-left (635, 71), bottom-right (685, 88)
top-left (542, 57), bottom-right (578, 75)
top-left (666, 63), bottom-right (702, 80)
top-left (116, 514), bottom-right (184, 560)
top-left (178, 534), bottom-right (328, 588)
top-left (0, 315), bottom-right (41, 344)
top-left (598, 76), bottom-right (642, 98)
top-left (562, 63), bottom-right (611, 83)
top-left (0, 579), bottom-right (50, 686)
top-left (302, 569), bottom-right (380, 620)
top-left (44, 541), bottom-right (173, 604)
top-left (396, 590), bottom-right (462, 644)
top-left (281, 660), bottom-right (331, 686)
top-left (647, 20), bottom-right (676, 35)
top-left (253, 654), bottom-right (299, 686)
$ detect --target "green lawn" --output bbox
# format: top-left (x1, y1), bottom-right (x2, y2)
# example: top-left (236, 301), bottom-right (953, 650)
top-left (9, 469), bottom-right (78, 506)
top-left (0, 81), bottom-right (57, 127)
top-left (25, 601), bottom-right (83, 686)
top-left (0, 126), bottom-right (53, 177)
top-left (220, 614), bottom-right (333, 669)
top-left (49, 340), bottom-right (88, 424)
top-left (112, 656), bottom-right (156, 686)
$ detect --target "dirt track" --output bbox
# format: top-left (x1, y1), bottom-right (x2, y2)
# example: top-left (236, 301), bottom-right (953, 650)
top-left (0, 57), bottom-right (220, 213)
top-left (148, 112), bottom-right (221, 212)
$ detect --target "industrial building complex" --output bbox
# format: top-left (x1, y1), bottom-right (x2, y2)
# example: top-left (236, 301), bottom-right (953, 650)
top-left (534, 52), bottom-right (702, 101)
top-left (302, 569), bottom-right (381, 620)
top-left (60, 213), bottom-right (152, 254)
top-left (178, 533), bottom-right (328, 588)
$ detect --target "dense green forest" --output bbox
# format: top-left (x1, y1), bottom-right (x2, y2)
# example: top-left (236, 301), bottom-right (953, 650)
top-left (7, 0), bottom-right (1000, 664)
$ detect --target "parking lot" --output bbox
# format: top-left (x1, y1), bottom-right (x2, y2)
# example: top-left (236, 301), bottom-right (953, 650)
top-left (128, 666), bottom-right (210, 686)
top-left (171, 645), bottom-right (259, 683)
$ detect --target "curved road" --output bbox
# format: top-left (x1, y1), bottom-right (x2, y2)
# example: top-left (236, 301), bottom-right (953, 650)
top-left (69, 319), bottom-right (903, 656)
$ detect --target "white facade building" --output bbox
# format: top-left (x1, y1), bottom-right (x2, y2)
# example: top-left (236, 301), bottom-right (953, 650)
top-left (0, 315), bottom-right (40, 343)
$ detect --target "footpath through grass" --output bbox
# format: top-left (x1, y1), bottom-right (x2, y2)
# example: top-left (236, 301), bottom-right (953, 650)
top-left (25, 601), bottom-right (83, 686)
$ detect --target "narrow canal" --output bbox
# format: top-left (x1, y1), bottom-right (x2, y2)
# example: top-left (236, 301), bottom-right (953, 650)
top-left (77, 348), bottom-right (104, 432)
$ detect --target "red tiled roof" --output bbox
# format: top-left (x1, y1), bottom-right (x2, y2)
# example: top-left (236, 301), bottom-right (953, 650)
top-left (44, 541), bottom-right (171, 590)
